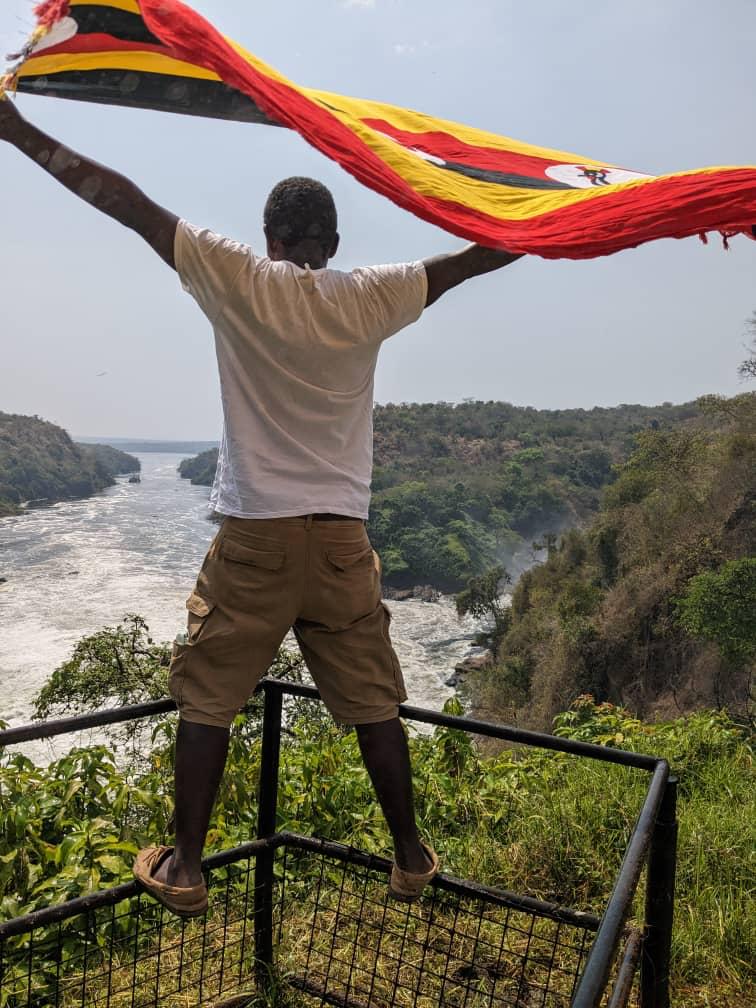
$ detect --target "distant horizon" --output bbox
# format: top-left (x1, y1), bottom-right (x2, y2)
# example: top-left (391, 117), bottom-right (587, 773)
top-left (68, 391), bottom-right (730, 445)
top-left (73, 436), bottom-right (220, 452)
top-left (74, 435), bottom-right (220, 445)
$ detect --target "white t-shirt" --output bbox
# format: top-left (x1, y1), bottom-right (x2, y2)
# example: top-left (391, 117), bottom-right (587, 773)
top-left (175, 221), bottom-right (427, 519)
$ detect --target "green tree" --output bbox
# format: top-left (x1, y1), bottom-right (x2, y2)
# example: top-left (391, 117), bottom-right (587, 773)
top-left (455, 565), bottom-right (512, 651)
top-left (676, 558), bottom-right (756, 665)
top-left (34, 614), bottom-right (171, 720)
top-left (738, 313), bottom-right (756, 381)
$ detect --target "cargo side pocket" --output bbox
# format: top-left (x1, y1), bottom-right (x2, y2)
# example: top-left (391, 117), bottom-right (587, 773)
top-left (186, 591), bottom-right (216, 643)
top-left (169, 592), bottom-right (216, 710)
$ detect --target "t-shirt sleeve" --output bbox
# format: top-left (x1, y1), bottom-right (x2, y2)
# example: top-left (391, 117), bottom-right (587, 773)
top-left (175, 220), bottom-right (254, 324)
top-left (353, 261), bottom-right (428, 342)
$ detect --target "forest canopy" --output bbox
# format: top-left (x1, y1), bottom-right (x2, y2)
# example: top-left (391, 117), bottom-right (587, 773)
top-left (180, 400), bottom-right (702, 589)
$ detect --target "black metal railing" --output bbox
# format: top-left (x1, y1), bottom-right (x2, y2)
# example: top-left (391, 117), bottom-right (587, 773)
top-left (0, 677), bottom-right (677, 1007)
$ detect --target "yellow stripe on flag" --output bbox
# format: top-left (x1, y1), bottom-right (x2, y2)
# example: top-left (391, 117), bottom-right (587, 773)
top-left (18, 50), bottom-right (221, 83)
top-left (68, 0), bottom-right (143, 14)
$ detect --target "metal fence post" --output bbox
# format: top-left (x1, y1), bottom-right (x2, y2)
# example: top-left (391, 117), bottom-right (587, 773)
top-left (254, 682), bottom-right (283, 989)
top-left (640, 776), bottom-right (678, 1008)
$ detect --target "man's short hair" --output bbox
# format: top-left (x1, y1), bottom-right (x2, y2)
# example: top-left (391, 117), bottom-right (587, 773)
top-left (263, 177), bottom-right (338, 252)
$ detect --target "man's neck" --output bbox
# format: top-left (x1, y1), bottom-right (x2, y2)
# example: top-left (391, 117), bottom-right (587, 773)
top-left (280, 240), bottom-right (329, 270)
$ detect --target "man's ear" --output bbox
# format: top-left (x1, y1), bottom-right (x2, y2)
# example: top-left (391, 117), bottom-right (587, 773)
top-left (329, 232), bottom-right (340, 259)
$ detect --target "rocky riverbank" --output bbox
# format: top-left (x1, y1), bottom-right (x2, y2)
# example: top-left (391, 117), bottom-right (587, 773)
top-left (445, 648), bottom-right (494, 687)
top-left (382, 584), bottom-right (440, 603)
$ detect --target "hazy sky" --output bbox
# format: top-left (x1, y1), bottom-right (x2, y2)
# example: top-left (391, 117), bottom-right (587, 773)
top-left (1, 0), bottom-right (754, 439)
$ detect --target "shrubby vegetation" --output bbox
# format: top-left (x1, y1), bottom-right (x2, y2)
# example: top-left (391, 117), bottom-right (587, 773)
top-left (465, 393), bottom-right (755, 730)
top-left (177, 446), bottom-right (217, 485)
top-left (0, 412), bottom-right (139, 516)
top-left (179, 400), bottom-right (701, 589)
top-left (0, 628), bottom-right (751, 1006)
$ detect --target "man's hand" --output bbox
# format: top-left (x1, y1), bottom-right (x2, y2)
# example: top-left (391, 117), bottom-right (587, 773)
top-left (0, 92), bottom-right (24, 143)
top-left (1, 97), bottom-right (178, 268)
top-left (423, 244), bottom-right (524, 307)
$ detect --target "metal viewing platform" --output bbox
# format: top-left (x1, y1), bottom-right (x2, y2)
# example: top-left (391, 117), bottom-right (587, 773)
top-left (0, 678), bottom-right (676, 1007)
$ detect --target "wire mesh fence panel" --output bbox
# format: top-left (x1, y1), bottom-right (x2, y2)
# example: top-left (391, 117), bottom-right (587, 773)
top-left (275, 843), bottom-right (596, 1008)
top-left (0, 852), bottom-right (267, 1008)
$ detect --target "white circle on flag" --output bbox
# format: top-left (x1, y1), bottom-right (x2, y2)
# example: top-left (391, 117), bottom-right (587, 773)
top-left (545, 164), bottom-right (653, 188)
top-left (31, 17), bottom-right (79, 54)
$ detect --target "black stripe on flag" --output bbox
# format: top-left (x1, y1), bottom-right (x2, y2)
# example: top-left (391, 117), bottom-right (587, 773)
top-left (440, 160), bottom-right (572, 191)
top-left (17, 68), bottom-right (280, 125)
top-left (69, 5), bottom-right (162, 46)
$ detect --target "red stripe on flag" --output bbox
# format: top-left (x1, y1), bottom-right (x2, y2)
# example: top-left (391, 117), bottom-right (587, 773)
top-left (33, 34), bottom-right (173, 59)
top-left (360, 118), bottom-right (578, 178)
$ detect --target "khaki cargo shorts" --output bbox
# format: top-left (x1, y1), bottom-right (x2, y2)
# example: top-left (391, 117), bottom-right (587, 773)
top-left (168, 515), bottom-right (406, 727)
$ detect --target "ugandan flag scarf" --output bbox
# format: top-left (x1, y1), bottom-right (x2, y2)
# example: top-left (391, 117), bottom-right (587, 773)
top-left (5, 0), bottom-right (756, 259)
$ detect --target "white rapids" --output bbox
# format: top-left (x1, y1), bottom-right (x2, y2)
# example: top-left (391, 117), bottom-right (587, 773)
top-left (0, 454), bottom-right (481, 747)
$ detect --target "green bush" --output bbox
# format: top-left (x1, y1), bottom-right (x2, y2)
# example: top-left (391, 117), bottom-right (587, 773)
top-left (676, 558), bottom-right (756, 665)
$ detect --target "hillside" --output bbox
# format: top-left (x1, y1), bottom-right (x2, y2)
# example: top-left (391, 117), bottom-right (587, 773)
top-left (179, 400), bottom-right (700, 589)
top-left (77, 442), bottom-right (140, 478)
top-left (469, 393), bottom-right (755, 729)
top-left (0, 412), bottom-right (139, 516)
top-left (178, 447), bottom-right (218, 486)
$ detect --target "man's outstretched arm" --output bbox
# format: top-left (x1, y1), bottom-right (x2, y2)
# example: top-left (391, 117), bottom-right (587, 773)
top-left (0, 97), bottom-right (178, 268)
top-left (423, 244), bottom-right (524, 307)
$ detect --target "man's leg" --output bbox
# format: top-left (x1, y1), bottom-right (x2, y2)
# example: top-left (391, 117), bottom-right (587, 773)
top-left (153, 719), bottom-right (230, 888)
top-left (296, 523), bottom-right (433, 878)
top-left (355, 717), bottom-right (432, 875)
top-left (147, 518), bottom-right (296, 895)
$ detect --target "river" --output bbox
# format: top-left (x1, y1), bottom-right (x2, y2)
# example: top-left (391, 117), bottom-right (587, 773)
top-left (0, 453), bottom-right (481, 749)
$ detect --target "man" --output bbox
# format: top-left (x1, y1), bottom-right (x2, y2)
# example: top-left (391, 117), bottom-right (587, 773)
top-left (0, 95), bottom-right (522, 916)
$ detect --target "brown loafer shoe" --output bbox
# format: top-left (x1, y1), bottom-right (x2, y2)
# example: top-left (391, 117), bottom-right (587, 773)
top-left (389, 842), bottom-right (439, 902)
top-left (133, 845), bottom-right (208, 919)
